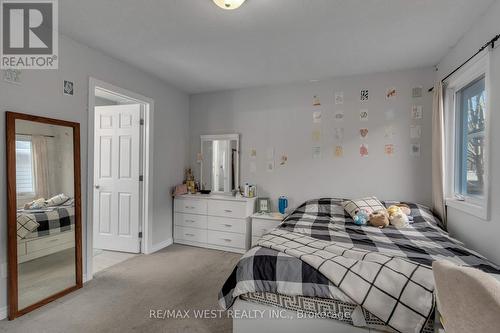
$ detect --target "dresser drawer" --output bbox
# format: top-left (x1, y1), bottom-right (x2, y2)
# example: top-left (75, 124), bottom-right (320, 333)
top-left (26, 232), bottom-right (74, 253)
top-left (174, 198), bottom-right (207, 215)
top-left (175, 226), bottom-right (207, 243)
top-left (252, 218), bottom-right (281, 237)
top-left (207, 216), bottom-right (246, 234)
top-left (208, 200), bottom-right (247, 218)
top-left (207, 230), bottom-right (246, 249)
top-left (175, 213), bottom-right (207, 229)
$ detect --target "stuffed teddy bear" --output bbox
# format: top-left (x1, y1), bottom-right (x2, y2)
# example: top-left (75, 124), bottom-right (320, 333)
top-left (353, 209), bottom-right (369, 225)
top-left (395, 203), bottom-right (414, 222)
top-left (387, 205), bottom-right (409, 228)
top-left (369, 210), bottom-right (389, 228)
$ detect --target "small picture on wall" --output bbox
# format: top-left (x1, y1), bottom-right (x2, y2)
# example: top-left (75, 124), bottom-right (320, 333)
top-left (360, 89), bottom-right (369, 101)
top-left (385, 144), bottom-right (395, 156)
top-left (384, 125), bottom-right (395, 139)
top-left (313, 95), bottom-right (321, 106)
top-left (250, 148), bottom-right (257, 159)
top-left (411, 105), bottom-right (423, 119)
top-left (334, 111), bottom-right (345, 121)
top-left (334, 127), bottom-right (344, 141)
top-left (335, 91), bottom-right (344, 105)
top-left (359, 109), bottom-right (369, 121)
top-left (334, 145), bottom-right (344, 158)
top-left (196, 152), bottom-right (203, 163)
top-left (63, 80), bottom-right (74, 96)
top-left (412, 86), bottom-right (423, 98)
top-left (313, 111), bottom-right (322, 123)
top-left (410, 125), bottom-right (422, 139)
top-left (410, 143), bottom-right (421, 157)
top-left (386, 87), bottom-right (397, 100)
top-left (312, 130), bottom-right (321, 142)
top-left (359, 128), bottom-right (369, 139)
top-left (360, 144), bottom-right (369, 157)
top-left (312, 146), bottom-right (321, 159)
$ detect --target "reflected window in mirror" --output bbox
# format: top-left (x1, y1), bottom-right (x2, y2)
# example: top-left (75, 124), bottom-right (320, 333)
top-left (15, 135), bottom-right (35, 198)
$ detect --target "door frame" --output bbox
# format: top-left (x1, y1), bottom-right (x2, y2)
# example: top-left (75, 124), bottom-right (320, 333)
top-left (87, 77), bottom-right (154, 281)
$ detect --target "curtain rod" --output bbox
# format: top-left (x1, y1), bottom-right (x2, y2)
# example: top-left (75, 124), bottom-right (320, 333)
top-left (428, 33), bottom-right (500, 92)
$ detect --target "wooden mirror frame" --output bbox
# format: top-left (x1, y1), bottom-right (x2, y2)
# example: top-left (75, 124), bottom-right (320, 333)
top-left (6, 112), bottom-right (83, 320)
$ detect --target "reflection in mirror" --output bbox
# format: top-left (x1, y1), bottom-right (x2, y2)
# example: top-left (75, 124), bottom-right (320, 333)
top-left (15, 119), bottom-right (76, 310)
top-left (201, 135), bottom-right (239, 194)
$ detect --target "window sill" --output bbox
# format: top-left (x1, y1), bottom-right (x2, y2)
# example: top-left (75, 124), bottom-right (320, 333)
top-left (445, 197), bottom-right (489, 220)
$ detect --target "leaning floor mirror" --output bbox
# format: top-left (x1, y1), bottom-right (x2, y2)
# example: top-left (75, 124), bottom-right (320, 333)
top-left (6, 112), bottom-right (82, 319)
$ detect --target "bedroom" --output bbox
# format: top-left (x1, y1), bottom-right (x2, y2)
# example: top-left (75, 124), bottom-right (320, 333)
top-left (0, 0), bottom-right (499, 332)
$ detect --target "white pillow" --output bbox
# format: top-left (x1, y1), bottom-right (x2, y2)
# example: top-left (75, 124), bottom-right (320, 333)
top-left (342, 197), bottom-right (386, 218)
top-left (46, 193), bottom-right (70, 206)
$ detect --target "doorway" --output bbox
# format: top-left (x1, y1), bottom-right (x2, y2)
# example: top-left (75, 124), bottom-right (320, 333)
top-left (87, 78), bottom-right (154, 280)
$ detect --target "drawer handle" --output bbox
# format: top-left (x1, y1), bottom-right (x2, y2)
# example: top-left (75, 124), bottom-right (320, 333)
top-left (222, 238), bottom-right (232, 242)
top-left (185, 233), bottom-right (195, 237)
top-left (224, 209), bottom-right (233, 213)
top-left (223, 224), bottom-right (233, 228)
top-left (185, 206), bottom-right (195, 209)
top-left (185, 220), bottom-right (196, 223)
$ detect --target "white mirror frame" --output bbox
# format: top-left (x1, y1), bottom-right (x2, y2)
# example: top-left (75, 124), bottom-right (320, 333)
top-left (200, 134), bottom-right (240, 194)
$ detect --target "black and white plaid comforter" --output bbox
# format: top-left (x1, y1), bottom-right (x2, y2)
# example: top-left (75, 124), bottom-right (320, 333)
top-left (18, 206), bottom-right (74, 239)
top-left (219, 198), bottom-right (500, 333)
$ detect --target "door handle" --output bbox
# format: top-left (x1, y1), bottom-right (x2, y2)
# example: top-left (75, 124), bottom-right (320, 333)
top-left (95, 185), bottom-right (100, 189)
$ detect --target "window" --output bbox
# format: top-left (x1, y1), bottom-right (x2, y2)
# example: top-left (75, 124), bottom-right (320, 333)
top-left (16, 135), bottom-right (35, 196)
top-left (455, 76), bottom-right (486, 197)
top-left (445, 50), bottom-right (489, 219)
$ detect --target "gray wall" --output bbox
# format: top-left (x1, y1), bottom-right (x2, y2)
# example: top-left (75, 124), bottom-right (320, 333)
top-left (0, 35), bottom-right (190, 312)
top-left (190, 68), bottom-right (435, 211)
top-left (436, 0), bottom-right (500, 265)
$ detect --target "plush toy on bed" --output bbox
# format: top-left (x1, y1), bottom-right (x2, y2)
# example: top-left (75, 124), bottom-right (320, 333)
top-left (387, 205), bottom-right (409, 228)
top-left (353, 209), bottom-right (369, 225)
top-left (369, 210), bottom-right (390, 228)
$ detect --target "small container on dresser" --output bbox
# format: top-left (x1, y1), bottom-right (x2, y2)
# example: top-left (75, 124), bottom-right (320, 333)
top-left (174, 194), bottom-right (256, 254)
top-left (251, 212), bottom-right (285, 246)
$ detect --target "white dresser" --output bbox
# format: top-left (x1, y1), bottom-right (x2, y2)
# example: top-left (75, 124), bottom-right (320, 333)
top-left (174, 194), bottom-right (256, 254)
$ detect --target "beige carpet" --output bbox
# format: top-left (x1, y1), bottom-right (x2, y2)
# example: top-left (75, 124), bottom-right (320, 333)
top-left (1, 244), bottom-right (241, 333)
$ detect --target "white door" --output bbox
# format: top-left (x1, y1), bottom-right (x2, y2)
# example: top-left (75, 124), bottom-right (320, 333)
top-left (94, 104), bottom-right (142, 253)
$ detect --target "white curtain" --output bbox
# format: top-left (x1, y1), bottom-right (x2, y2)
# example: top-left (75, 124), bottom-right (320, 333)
top-left (32, 135), bottom-right (50, 199)
top-left (432, 82), bottom-right (447, 229)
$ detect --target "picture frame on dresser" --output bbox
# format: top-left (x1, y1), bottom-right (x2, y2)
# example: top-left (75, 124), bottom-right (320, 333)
top-left (257, 197), bottom-right (271, 213)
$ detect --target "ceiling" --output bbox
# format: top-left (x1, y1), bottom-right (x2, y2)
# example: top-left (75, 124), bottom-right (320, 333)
top-left (60, 0), bottom-right (495, 94)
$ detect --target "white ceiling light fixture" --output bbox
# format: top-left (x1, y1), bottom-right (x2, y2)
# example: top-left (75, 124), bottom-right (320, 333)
top-left (213, 0), bottom-right (246, 10)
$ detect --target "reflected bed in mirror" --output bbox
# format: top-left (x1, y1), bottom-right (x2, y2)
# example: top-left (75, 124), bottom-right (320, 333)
top-left (200, 134), bottom-right (239, 195)
top-left (6, 112), bottom-right (82, 319)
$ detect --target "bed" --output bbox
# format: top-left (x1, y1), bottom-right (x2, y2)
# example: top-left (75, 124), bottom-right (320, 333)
top-left (219, 198), bottom-right (500, 333)
top-left (17, 205), bottom-right (75, 263)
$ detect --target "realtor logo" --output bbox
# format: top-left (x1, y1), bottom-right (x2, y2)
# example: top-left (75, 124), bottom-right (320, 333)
top-left (1, 0), bottom-right (58, 69)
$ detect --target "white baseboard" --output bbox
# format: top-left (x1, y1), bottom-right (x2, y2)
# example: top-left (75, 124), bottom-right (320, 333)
top-left (0, 305), bottom-right (7, 320)
top-left (148, 238), bottom-right (173, 254)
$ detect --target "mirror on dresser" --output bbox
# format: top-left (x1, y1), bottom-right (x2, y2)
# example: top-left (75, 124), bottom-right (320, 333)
top-left (200, 134), bottom-right (239, 194)
top-left (6, 112), bottom-right (82, 320)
